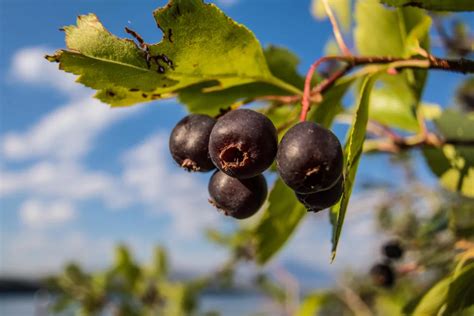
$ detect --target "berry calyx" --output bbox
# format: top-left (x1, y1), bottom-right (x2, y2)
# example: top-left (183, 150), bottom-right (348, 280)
top-left (277, 121), bottom-right (343, 194)
top-left (208, 170), bottom-right (267, 219)
top-left (370, 263), bottom-right (395, 288)
top-left (169, 114), bottom-right (216, 172)
top-left (296, 176), bottom-right (344, 212)
top-left (382, 240), bottom-right (404, 260)
top-left (209, 109), bottom-right (278, 179)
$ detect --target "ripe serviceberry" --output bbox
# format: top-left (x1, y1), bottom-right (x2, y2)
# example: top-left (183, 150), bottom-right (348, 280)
top-left (208, 170), bottom-right (267, 219)
top-left (209, 109), bottom-right (277, 179)
top-left (277, 122), bottom-right (343, 194)
top-left (169, 114), bottom-right (216, 172)
top-left (296, 176), bottom-right (344, 212)
top-left (370, 263), bottom-right (395, 288)
top-left (382, 240), bottom-right (404, 260)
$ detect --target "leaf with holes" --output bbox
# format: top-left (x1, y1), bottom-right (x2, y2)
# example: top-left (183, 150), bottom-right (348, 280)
top-left (46, 0), bottom-right (299, 107)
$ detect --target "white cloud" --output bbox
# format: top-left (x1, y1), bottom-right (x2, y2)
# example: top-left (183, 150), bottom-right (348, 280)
top-left (1, 97), bottom-right (139, 162)
top-left (216, 0), bottom-right (241, 7)
top-left (10, 46), bottom-right (83, 95)
top-left (120, 133), bottom-right (220, 237)
top-left (20, 199), bottom-right (76, 228)
top-left (0, 230), bottom-right (115, 277)
top-left (279, 189), bottom-right (387, 276)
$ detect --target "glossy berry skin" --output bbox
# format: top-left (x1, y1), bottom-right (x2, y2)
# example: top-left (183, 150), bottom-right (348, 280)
top-left (296, 176), bottom-right (344, 212)
top-left (277, 122), bottom-right (343, 194)
top-left (169, 114), bottom-right (216, 172)
top-left (208, 171), bottom-right (267, 219)
top-left (370, 263), bottom-right (395, 288)
top-left (209, 109), bottom-right (278, 179)
top-left (382, 240), bottom-right (404, 260)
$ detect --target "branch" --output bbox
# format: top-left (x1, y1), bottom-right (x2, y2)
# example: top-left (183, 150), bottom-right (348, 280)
top-left (299, 55), bottom-right (474, 121)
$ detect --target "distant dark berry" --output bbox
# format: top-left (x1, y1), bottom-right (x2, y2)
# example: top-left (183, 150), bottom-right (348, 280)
top-left (370, 263), bottom-right (395, 288)
top-left (208, 170), bottom-right (267, 219)
top-left (296, 176), bottom-right (344, 212)
top-left (209, 109), bottom-right (277, 179)
top-left (169, 114), bottom-right (216, 172)
top-left (382, 240), bottom-right (404, 260)
top-left (277, 122), bottom-right (343, 194)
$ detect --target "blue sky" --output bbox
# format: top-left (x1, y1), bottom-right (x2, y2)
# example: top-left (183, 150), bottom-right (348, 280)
top-left (0, 0), bottom-right (471, 285)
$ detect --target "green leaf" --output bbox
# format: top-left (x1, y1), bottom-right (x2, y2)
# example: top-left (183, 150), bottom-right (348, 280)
top-left (423, 109), bottom-right (474, 197)
top-left (445, 263), bottom-right (474, 314)
top-left (311, 0), bottom-right (352, 32)
top-left (151, 246), bottom-right (168, 278)
top-left (405, 15), bottom-right (432, 57)
top-left (354, 0), bottom-right (430, 131)
top-left (413, 264), bottom-right (474, 315)
top-left (178, 45), bottom-right (304, 116)
top-left (330, 75), bottom-right (376, 261)
top-left (47, 0), bottom-right (299, 107)
top-left (253, 179), bottom-right (306, 264)
top-left (295, 292), bottom-right (327, 316)
top-left (380, 0), bottom-right (474, 12)
top-left (412, 277), bottom-right (451, 315)
top-left (368, 75), bottom-right (420, 132)
top-left (310, 75), bottom-right (357, 128)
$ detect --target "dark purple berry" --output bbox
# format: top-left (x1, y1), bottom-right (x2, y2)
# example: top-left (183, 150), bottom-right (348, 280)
top-left (296, 176), bottom-right (344, 212)
top-left (169, 114), bottom-right (216, 172)
top-left (382, 240), bottom-right (404, 260)
top-left (208, 170), bottom-right (267, 219)
top-left (276, 122), bottom-right (343, 194)
top-left (209, 109), bottom-right (278, 179)
top-left (370, 263), bottom-right (395, 288)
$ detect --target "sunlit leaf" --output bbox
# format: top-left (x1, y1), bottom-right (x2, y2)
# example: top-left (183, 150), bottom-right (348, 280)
top-left (423, 109), bottom-right (474, 197)
top-left (355, 0), bottom-right (430, 131)
top-left (295, 292), bottom-right (328, 316)
top-left (46, 0), bottom-right (299, 107)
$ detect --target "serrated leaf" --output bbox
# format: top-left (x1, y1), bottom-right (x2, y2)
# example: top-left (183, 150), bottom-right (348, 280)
top-left (380, 0), bottom-right (474, 12)
top-left (423, 109), bottom-right (474, 197)
top-left (178, 46), bottom-right (304, 116)
top-left (354, 0), bottom-right (430, 131)
top-left (253, 179), bottom-right (306, 264)
top-left (47, 0), bottom-right (299, 107)
top-left (311, 0), bottom-right (352, 32)
top-left (330, 75), bottom-right (376, 261)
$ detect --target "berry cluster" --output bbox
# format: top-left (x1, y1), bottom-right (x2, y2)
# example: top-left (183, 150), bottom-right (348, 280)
top-left (169, 109), bottom-right (344, 219)
top-left (370, 240), bottom-right (404, 288)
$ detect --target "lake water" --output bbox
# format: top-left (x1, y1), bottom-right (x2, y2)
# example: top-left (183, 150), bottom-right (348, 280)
top-left (0, 293), bottom-right (273, 316)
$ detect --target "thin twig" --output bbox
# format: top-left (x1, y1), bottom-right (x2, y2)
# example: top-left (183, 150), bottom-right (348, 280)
top-left (321, 0), bottom-right (352, 56)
